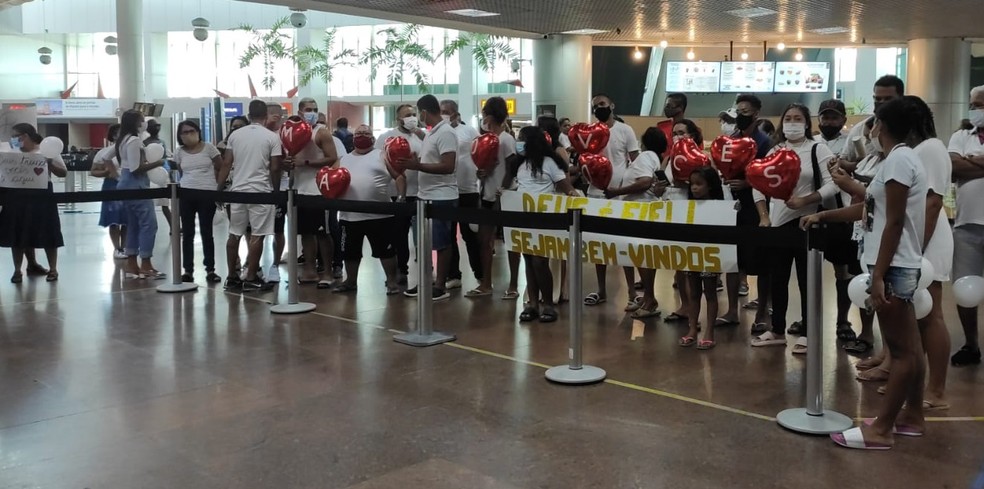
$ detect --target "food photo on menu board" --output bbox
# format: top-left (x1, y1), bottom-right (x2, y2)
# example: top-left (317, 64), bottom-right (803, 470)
top-left (665, 61), bottom-right (721, 93)
top-left (719, 62), bottom-right (775, 92)
top-left (774, 62), bottom-right (829, 92)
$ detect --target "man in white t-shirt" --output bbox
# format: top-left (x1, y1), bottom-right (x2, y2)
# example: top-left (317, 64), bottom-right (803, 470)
top-left (286, 98), bottom-right (341, 287)
top-left (375, 104), bottom-right (426, 284)
top-left (816, 99), bottom-right (849, 156)
top-left (399, 95), bottom-right (458, 302)
top-left (441, 99), bottom-right (481, 290)
top-left (216, 100), bottom-right (283, 292)
top-left (263, 103), bottom-right (288, 283)
top-left (585, 93), bottom-right (639, 308)
top-left (333, 124), bottom-right (402, 294)
top-left (948, 85), bottom-right (984, 366)
top-left (840, 76), bottom-right (904, 164)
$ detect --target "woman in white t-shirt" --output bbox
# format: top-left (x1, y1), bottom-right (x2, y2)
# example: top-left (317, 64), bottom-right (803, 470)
top-left (751, 104), bottom-right (838, 353)
top-left (115, 110), bottom-right (167, 279)
top-left (173, 120), bottom-right (223, 284)
top-left (802, 98), bottom-right (929, 450)
top-left (514, 126), bottom-right (576, 323)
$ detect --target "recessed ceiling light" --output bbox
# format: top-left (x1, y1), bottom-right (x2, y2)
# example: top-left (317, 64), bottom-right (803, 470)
top-left (726, 7), bottom-right (777, 19)
top-left (810, 26), bottom-right (850, 35)
top-left (561, 28), bottom-right (608, 35)
top-left (776, 42), bottom-right (786, 51)
top-left (659, 39), bottom-right (668, 48)
top-left (740, 51), bottom-right (749, 60)
top-left (686, 49), bottom-right (696, 60)
top-left (446, 9), bottom-right (500, 17)
top-left (794, 49), bottom-right (804, 61)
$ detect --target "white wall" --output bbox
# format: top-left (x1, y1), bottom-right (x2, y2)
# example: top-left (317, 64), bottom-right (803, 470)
top-left (0, 34), bottom-right (66, 98)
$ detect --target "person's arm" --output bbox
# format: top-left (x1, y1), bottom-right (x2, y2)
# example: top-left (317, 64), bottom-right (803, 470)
top-left (870, 181), bottom-right (910, 310)
top-left (627, 150), bottom-right (640, 162)
top-left (951, 153), bottom-right (984, 181)
top-left (502, 153), bottom-right (522, 188)
top-left (924, 190), bottom-right (943, 249)
top-left (606, 176), bottom-right (653, 198)
top-left (216, 148), bottom-right (233, 189)
top-left (90, 161), bottom-right (109, 177)
top-left (799, 202), bottom-right (864, 229)
top-left (270, 155), bottom-right (283, 191)
top-left (47, 155), bottom-right (67, 178)
top-left (753, 193), bottom-right (771, 227)
top-left (395, 174), bottom-right (407, 200)
top-left (302, 128), bottom-right (339, 168)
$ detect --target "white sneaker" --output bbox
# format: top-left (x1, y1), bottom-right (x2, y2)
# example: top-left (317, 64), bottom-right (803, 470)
top-left (445, 278), bottom-right (462, 290)
top-left (113, 249), bottom-right (127, 259)
top-left (792, 337), bottom-right (808, 355)
top-left (266, 265), bottom-right (281, 284)
top-left (751, 331), bottom-right (787, 347)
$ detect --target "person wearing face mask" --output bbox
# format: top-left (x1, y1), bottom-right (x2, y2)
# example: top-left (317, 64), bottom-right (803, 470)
top-left (333, 124), bottom-right (402, 295)
top-left (583, 93), bottom-right (640, 309)
top-left (718, 108), bottom-right (737, 136)
top-left (288, 98), bottom-right (342, 288)
top-left (172, 120), bottom-right (223, 284)
top-left (815, 99), bottom-right (849, 154)
top-left (440, 99), bottom-right (482, 291)
top-left (841, 75), bottom-right (905, 164)
top-left (375, 104), bottom-right (426, 285)
top-left (657, 93), bottom-right (688, 158)
top-left (750, 104), bottom-right (837, 352)
top-left (333, 117), bottom-right (354, 154)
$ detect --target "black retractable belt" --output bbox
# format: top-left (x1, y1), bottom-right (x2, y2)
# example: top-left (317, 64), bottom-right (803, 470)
top-left (293, 195), bottom-right (416, 217)
top-left (579, 215), bottom-right (808, 249)
top-left (427, 205), bottom-right (568, 230)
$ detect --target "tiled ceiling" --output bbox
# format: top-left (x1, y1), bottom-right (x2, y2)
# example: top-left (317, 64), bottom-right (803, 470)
top-left (267, 0), bottom-right (983, 45)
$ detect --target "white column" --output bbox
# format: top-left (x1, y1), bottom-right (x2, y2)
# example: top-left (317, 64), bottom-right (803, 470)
top-left (907, 38), bottom-right (971, 139)
top-left (116, 0), bottom-right (145, 109)
top-left (458, 42), bottom-right (476, 126)
top-left (532, 35), bottom-right (592, 122)
top-left (295, 28), bottom-right (329, 103)
top-left (143, 32), bottom-right (168, 101)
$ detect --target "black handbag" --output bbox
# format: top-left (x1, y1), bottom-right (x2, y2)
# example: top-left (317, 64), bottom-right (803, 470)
top-left (810, 144), bottom-right (857, 265)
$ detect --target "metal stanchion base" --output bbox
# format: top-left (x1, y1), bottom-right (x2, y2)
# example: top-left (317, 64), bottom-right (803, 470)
top-left (156, 283), bottom-right (198, 293)
top-left (545, 365), bottom-right (607, 385)
top-left (393, 331), bottom-right (456, 347)
top-left (776, 408), bottom-right (853, 435)
top-left (270, 302), bottom-right (317, 314)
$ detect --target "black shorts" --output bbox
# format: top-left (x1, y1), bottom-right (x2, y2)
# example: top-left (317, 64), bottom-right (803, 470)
top-left (274, 204), bottom-right (286, 234)
top-left (297, 207), bottom-right (327, 235)
top-left (480, 199), bottom-right (496, 210)
top-left (341, 218), bottom-right (397, 260)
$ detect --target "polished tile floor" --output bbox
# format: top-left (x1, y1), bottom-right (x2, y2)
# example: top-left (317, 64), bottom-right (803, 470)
top-left (1, 203), bottom-right (982, 488)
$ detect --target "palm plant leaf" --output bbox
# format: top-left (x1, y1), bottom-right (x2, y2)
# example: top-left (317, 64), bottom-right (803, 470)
top-left (236, 16), bottom-right (295, 90)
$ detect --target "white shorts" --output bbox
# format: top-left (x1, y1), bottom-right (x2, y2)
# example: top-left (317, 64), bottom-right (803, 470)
top-left (229, 203), bottom-right (275, 236)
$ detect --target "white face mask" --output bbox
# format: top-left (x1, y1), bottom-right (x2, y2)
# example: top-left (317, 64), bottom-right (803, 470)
top-left (441, 114), bottom-right (451, 124)
top-left (481, 119), bottom-right (491, 132)
top-left (783, 122), bottom-right (806, 141)
top-left (672, 135), bottom-right (684, 144)
top-left (139, 121), bottom-right (148, 134)
top-left (401, 116), bottom-right (418, 131)
top-left (721, 122), bottom-right (736, 135)
top-left (303, 112), bottom-right (319, 126)
top-left (970, 108), bottom-right (984, 128)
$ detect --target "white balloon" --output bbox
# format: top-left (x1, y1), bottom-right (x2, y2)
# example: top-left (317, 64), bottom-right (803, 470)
top-left (147, 167), bottom-right (170, 187)
top-left (848, 273), bottom-right (871, 309)
top-left (917, 257), bottom-right (935, 290)
top-left (469, 223), bottom-right (479, 233)
top-left (145, 143), bottom-right (165, 164)
top-left (39, 136), bottom-right (63, 159)
top-left (953, 276), bottom-right (984, 308)
top-left (913, 288), bottom-right (933, 320)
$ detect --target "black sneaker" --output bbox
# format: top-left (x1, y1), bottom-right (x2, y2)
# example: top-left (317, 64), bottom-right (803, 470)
top-left (787, 321), bottom-right (805, 335)
top-left (241, 277), bottom-right (273, 292)
top-left (404, 286), bottom-right (418, 298)
top-left (224, 277), bottom-right (243, 291)
top-left (206, 272), bottom-right (222, 284)
top-left (181, 273), bottom-right (194, 283)
top-left (433, 288), bottom-right (450, 301)
top-left (951, 346), bottom-right (982, 366)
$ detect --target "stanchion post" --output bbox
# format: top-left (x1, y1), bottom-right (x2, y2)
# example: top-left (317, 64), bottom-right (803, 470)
top-left (777, 225), bottom-right (852, 433)
top-left (157, 180), bottom-right (197, 293)
top-left (546, 209), bottom-right (606, 384)
top-left (394, 199), bottom-right (455, 346)
top-left (271, 185), bottom-right (316, 314)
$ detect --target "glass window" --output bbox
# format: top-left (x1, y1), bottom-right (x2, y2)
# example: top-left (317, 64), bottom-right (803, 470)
top-left (66, 32), bottom-right (120, 98)
top-left (835, 47), bottom-right (856, 83)
top-left (876, 47), bottom-right (901, 78)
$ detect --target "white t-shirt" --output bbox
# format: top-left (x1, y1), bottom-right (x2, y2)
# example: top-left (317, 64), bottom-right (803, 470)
top-left (118, 135), bottom-right (143, 172)
top-left (559, 133), bottom-right (572, 150)
top-left (94, 145), bottom-right (119, 174)
top-left (816, 133), bottom-right (848, 158)
top-left (588, 120), bottom-right (639, 197)
top-left (174, 143), bottom-right (220, 191)
top-left (621, 150), bottom-right (659, 202)
top-left (947, 128), bottom-right (984, 228)
top-left (375, 128), bottom-right (422, 198)
top-left (416, 120), bottom-right (458, 201)
top-left (861, 145), bottom-right (927, 269)
top-left (482, 131), bottom-right (516, 202)
top-left (840, 117), bottom-right (875, 162)
top-left (227, 124), bottom-right (282, 193)
top-left (516, 156), bottom-right (566, 195)
top-left (753, 140), bottom-right (837, 227)
top-left (914, 138), bottom-right (954, 281)
top-left (338, 149), bottom-right (393, 222)
top-left (453, 123), bottom-right (480, 194)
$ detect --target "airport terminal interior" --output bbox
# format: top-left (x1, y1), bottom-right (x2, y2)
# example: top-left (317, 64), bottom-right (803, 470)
top-left (1, 0), bottom-right (984, 487)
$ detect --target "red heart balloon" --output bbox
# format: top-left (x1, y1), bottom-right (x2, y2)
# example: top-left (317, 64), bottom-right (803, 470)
top-left (470, 133), bottom-right (499, 171)
top-left (569, 122), bottom-right (610, 154)
top-left (316, 166), bottom-right (351, 199)
top-left (384, 137), bottom-right (411, 175)
top-left (279, 119), bottom-right (312, 156)
top-left (709, 136), bottom-right (758, 180)
top-left (579, 153), bottom-right (613, 190)
top-left (669, 138), bottom-right (710, 184)
top-left (745, 148), bottom-right (802, 201)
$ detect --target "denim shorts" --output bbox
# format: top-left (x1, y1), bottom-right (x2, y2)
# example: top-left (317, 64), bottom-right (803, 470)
top-left (429, 199), bottom-right (458, 251)
top-left (868, 265), bottom-right (920, 302)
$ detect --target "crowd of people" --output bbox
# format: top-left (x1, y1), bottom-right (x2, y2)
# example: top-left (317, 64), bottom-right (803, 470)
top-left (4, 76), bottom-right (984, 451)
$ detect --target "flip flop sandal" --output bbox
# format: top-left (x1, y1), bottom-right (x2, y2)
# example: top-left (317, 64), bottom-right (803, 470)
top-left (45, 271), bottom-right (59, 282)
top-left (863, 418), bottom-right (923, 437)
top-left (697, 339), bottom-right (716, 350)
top-left (922, 400), bottom-right (950, 412)
top-left (502, 291), bottom-right (520, 301)
top-left (385, 286), bottom-right (401, 296)
top-left (519, 308), bottom-right (539, 322)
top-left (297, 277), bottom-right (320, 285)
top-left (539, 309), bottom-right (558, 323)
top-left (855, 356), bottom-right (886, 371)
top-left (625, 296), bottom-right (643, 312)
top-left (831, 427), bottom-right (892, 450)
top-left (743, 299), bottom-right (760, 310)
top-left (10, 273), bottom-right (23, 284)
top-left (332, 283), bottom-right (358, 293)
top-left (465, 288), bottom-right (492, 297)
top-left (664, 312), bottom-right (688, 322)
top-left (583, 292), bottom-right (606, 306)
top-left (836, 322), bottom-right (858, 341)
top-left (842, 339), bottom-right (873, 355)
top-left (316, 280), bottom-right (333, 289)
top-left (25, 264), bottom-right (48, 276)
top-left (715, 317), bottom-right (739, 326)
top-left (678, 336), bottom-right (697, 347)
top-left (142, 270), bottom-right (167, 280)
top-left (855, 366), bottom-right (890, 382)
top-left (631, 308), bottom-right (661, 319)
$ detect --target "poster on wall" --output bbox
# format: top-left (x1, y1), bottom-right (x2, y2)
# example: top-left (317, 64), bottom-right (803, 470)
top-left (36, 99), bottom-right (117, 118)
top-left (665, 62), bottom-right (721, 92)
top-left (719, 62), bottom-right (775, 92)
top-left (773, 62), bottom-right (829, 92)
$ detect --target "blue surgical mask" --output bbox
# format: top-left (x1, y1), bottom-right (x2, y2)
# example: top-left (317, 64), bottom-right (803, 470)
top-left (516, 141), bottom-right (526, 155)
top-left (303, 112), bottom-right (318, 126)
top-left (9, 136), bottom-right (21, 150)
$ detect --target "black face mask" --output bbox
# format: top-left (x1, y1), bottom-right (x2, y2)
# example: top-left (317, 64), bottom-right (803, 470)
top-left (663, 106), bottom-right (682, 118)
top-left (819, 124), bottom-right (843, 140)
top-left (735, 114), bottom-right (755, 130)
top-left (594, 106), bottom-right (613, 122)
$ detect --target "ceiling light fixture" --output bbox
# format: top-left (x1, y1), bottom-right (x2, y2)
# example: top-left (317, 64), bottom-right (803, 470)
top-left (776, 41), bottom-right (786, 51)
top-left (446, 8), bottom-right (500, 17)
top-left (794, 49), bottom-right (804, 61)
top-left (740, 50), bottom-right (749, 60)
top-left (686, 49), bottom-right (696, 60)
top-left (561, 28), bottom-right (608, 35)
top-left (726, 7), bottom-right (778, 19)
top-left (633, 47), bottom-right (644, 60)
top-left (659, 39), bottom-right (668, 48)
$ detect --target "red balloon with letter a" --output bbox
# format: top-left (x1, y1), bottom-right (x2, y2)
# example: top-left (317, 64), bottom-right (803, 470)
top-left (279, 119), bottom-right (312, 156)
top-left (579, 153), bottom-right (613, 190)
top-left (669, 137), bottom-right (710, 183)
top-left (569, 122), bottom-right (610, 154)
top-left (745, 148), bottom-right (802, 201)
top-left (709, 136), bottom-right (757, 180)
top-left (384, 137), bottom-right (411, 175)
top-left (316, 166), bottom-right (351, 199)
top-left (470, 133), bottom-right (499, 171)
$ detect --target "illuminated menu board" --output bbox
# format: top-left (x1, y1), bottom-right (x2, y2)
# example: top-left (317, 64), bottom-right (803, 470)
top-left (773, 62), bottom-right (830, 92)
top-left (665, 62), bottom-right (721, 92)
top-left (719, 62), bottom-right (775, 92)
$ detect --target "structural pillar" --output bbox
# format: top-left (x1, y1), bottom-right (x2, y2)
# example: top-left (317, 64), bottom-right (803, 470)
top-left (533, 35), bottom-right (592, 122)
top-left (116, 0), bottom-right (145, 109)
top-left (458, 42), bottom-right (477, 127)
top-left (907, 38), bottom-right (971, 139)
